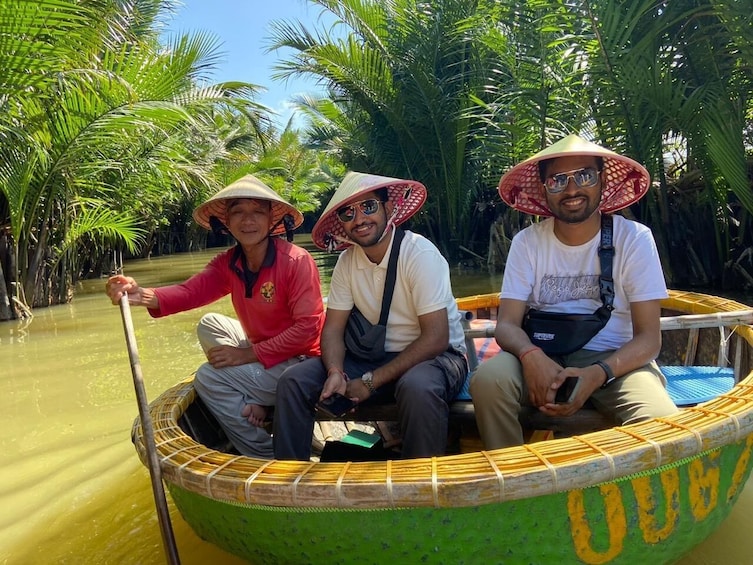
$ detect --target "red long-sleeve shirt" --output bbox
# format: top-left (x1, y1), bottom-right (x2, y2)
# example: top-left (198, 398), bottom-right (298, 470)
top-left (149, 239), bottom-right (324, 368)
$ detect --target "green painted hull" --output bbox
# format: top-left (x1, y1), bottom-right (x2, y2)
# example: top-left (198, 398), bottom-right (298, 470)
top-left (168, 436), bottom-right (753, 564)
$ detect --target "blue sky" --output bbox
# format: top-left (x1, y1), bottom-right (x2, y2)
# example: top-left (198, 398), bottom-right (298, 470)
top-left (163, 0), bottom-right (332, 125)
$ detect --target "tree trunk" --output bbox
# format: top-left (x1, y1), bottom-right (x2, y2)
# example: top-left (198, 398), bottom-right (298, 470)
top-left (0, 232), bottom-right (15, 320)
top-left (0, 256), bottom-right (12, 321)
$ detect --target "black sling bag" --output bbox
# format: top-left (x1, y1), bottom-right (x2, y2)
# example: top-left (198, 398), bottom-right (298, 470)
top-left (344, 228), bottom-right (405, 360)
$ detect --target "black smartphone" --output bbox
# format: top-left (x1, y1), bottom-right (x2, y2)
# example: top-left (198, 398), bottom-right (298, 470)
top-left (555, 377), bottom-right (580, 404)
top-left (316, 393), bottom-right (358, 418)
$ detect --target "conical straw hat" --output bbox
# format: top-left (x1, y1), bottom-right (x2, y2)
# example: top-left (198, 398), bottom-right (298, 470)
top-left (193, 175), bottom-right (303, 237)
top-left (498, 134), bottom-right (650, 216)
top-left (312, 172), bottom-right (427, 251)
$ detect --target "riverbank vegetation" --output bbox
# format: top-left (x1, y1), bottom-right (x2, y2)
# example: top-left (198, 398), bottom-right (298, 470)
top-left (1, 0), bottom-right (752, 320)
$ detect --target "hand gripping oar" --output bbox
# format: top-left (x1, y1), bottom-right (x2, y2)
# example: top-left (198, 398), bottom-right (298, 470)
top-left (119, 293), bottom-right (181, 565)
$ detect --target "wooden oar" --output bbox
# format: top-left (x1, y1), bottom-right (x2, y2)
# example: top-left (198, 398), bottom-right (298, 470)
top-left (119, 293), bottom-right (181, 565)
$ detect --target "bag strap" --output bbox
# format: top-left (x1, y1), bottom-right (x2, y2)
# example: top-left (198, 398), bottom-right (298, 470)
top-left (598, 214), bottom-right (615, 312)
top-left (378, 228), bottom-right (406, 325)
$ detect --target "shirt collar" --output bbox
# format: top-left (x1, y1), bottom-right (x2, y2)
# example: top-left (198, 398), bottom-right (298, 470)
top-left (229, 239), bottom-right (277, 298)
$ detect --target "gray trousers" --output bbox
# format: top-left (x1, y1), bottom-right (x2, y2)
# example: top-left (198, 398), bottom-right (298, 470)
top-left (273, 349), bottom-right (468, 460)
top-left (469, 348), bottom-right (679, 450)
top-left (193, 313), bottom-right (305, 459)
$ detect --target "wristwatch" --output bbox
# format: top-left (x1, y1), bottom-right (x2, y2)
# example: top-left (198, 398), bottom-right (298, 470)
top-left (594, 360), bottom-right (617, 388)
top-left (361, 371), bottom-right (376, 393)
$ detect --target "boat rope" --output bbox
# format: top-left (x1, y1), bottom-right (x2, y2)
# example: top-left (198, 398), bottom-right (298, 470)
top-left (289, 461), bottom-right (317, 506)
top-left (431, 458), bottom-right (439, 508)
top-left (655, 416), bottom-right (705, 452)
top-left (161, 443), bottom-right (198, 461)
top-left (205, 455), bottom-right (244, 500)
top-left (480, 450), bottom-right (506, 501)
top-left (523, 443), bottom-right (559, 493)
top-left (386, 459), bottom-right (394, 506)
top-left (335, 462), bottom-right (353, 506)
top-left (616, 427), bottom-right (663, 469)
top-left (574, 435), bottom-right (617, 481)
top-left (244, 460), bottom-right (276, 502)
top-left (689, 405), bottom-right (743, 442)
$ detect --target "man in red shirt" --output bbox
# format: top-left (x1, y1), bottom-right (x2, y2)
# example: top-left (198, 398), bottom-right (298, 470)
top-left (105, 175), bottom-right (325, 457)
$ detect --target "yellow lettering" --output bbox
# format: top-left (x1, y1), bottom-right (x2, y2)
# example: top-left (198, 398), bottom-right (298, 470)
top-left (633, 469), bottom-right (680, 543)
top-left (688, 451), bottom-right (720, 521)
top-left (568, 484), bottom-right (627, 564)
top-left (727, 434), bottom-right (753, 501)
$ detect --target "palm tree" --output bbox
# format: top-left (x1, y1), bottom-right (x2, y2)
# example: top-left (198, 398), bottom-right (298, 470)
top-left (269, 0), bottom-right (510, 257)
top-left (570, 0), bottom-right (753, 287)
top-left (270, 0), bottom-right (753, 289)
top-left (0, 0), bottom-right (272, 316)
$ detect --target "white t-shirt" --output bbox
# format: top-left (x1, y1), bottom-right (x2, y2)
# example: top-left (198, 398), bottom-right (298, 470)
top-left (328, 229), bottom-right (466, 354)
top-left (501, 215), bottom-right (667, 351)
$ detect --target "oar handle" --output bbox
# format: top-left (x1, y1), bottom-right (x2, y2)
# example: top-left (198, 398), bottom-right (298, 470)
top-left (119, 293), bottom-right (181, 565)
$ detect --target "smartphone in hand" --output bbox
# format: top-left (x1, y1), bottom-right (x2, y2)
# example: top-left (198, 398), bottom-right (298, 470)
top-left (316, 393), bottom-right (358, 418)
top-left (555, 377), bottom-right (580, 404)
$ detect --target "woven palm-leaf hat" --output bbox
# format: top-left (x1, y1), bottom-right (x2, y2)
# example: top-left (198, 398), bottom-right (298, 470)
top-left (312, 172), bottom-right (427, 251)
top-left (498, 134), bottom-right (650, 216)
top-left (193, 175), bottom-right (303, 237)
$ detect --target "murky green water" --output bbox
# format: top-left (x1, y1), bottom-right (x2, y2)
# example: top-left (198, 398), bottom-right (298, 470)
top-left (1, 240), bottom-right (751, 564)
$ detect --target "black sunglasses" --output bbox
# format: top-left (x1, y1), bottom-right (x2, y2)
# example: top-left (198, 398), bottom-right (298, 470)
top-left (336, 199), bottom-right (383, 222)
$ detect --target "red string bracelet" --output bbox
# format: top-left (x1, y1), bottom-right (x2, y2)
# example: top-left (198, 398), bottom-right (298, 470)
top-left (518, 346), bottom-right (541, 362)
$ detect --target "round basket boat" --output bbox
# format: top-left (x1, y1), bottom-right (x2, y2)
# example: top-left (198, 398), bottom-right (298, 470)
top-left (133, 290), bottom-right (753, 564)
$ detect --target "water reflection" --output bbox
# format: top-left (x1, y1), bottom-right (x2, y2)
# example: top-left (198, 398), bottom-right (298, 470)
top-left (0, 242), bottom-right (751, 564)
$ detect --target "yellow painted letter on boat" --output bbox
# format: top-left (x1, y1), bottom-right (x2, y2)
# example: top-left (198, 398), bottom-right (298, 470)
top-left (727, 434), bottom-right (753, 502)
top-left (633, 469), bottom-right (680, 544)
top-left (568, 484), bottom-right (627, 564)
top-left (688, 451), bottom-right (720, 522)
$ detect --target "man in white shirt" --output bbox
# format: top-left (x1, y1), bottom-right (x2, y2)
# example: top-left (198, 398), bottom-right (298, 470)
top-left (470, 134), bottom-right (678, 449)
top-left (273, 172), bottom-right (468, 460)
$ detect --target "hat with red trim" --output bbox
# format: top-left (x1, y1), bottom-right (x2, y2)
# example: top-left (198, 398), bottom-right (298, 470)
top-left (498, 134), bottom-right (650, 216)
top-left (312, 172), bottom-right (427, 251)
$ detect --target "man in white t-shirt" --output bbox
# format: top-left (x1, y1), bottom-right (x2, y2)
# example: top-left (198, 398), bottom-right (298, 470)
top-left (470, 134), bottom-right (678, 449)
top-left (273, 172), bottom-right (468, 460)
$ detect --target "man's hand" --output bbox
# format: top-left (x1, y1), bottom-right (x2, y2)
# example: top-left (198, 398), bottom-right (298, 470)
top-left (206, 345), bottom-right (256, 368)
top-left (320, 370), bottom-right (348, 401)
top-left (105, 275), bottom-right (138, 305)
top-left (345, 378), bottom-right (372, 403)
top-left (520, 348), bottom-right (563, 406)
top-left (105, 274), bottom-right (158, 308)
top-left (539, 364), bottom-right (607, 417)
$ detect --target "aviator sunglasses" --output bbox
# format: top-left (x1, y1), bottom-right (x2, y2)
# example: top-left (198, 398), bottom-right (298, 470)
top-left (336, 198), bottom-right (383, 222)
top-left (544, 166), bottom-right (601, 194)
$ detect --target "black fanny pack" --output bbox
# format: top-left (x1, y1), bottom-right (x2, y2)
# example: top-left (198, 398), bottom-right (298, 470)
top-left (523, 306), bottom-right (611, 356)
top-left (522, 215), bottom-right (615, 356)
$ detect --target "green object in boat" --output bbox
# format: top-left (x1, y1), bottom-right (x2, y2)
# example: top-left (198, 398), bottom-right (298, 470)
top-left (339, 429), bottom-right (381, 448)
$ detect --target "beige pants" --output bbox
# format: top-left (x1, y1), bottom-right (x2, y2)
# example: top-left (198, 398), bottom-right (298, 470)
top-left (469, 349), bottom-right (679, 450)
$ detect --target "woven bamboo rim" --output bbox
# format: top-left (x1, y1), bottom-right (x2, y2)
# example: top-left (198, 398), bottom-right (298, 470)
top-left (133, 290), bottom-right (753, 509)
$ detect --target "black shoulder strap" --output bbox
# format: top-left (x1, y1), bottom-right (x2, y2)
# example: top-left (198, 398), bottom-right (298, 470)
top-left (598, 214), bottom-right (615, 311)
top-left (378, 228), bottom-right (406, 325)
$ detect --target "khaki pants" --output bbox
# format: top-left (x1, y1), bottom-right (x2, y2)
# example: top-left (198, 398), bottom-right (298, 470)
top-left (469, 349), bottom-right (679, 450)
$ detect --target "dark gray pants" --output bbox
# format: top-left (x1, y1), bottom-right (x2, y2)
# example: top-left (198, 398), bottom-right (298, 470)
top-left (273, 350), bottom-right (467, 460)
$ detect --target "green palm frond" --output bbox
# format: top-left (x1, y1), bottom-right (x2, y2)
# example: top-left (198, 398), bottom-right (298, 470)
top-left (58, 197), bottom-right (146, 257)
